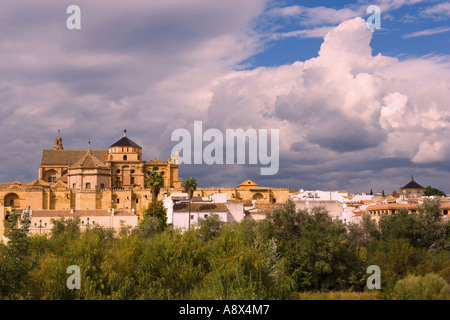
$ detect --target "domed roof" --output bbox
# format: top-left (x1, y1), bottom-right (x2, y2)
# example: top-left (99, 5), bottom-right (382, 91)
top-left (109, 130), bottom-right (141, 149)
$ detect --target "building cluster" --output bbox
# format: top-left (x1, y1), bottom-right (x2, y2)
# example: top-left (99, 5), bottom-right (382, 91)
top-left (289, 176), bottom-right (450, 225)
top-left (0, 132), bottom-right (289, 237)
top-left (0, 131), bottom-right (448, 239)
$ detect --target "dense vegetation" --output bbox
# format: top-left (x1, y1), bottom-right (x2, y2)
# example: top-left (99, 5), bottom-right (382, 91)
top-left (0, 198), bottom-right (449, 300)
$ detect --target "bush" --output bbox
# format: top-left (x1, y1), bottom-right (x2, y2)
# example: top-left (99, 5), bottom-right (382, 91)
top-left (393, 273), bottom-right (450, 300)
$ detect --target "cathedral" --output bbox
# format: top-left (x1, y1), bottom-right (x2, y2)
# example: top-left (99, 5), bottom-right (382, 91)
top-left (0, 131), bottom-right (290, 236)
top-left (39, 130), bottom-right (182, 190)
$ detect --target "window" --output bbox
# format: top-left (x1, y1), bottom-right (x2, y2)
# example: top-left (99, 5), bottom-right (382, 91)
top-left (191, 215), bottom-right (194, 220)
top-left (117, 199), bottom-right (120, 203)
top-left (136, 198), bottom-right (139, 204)
top-left (153, 167), bottom-right (158, 171)
top-left (123, 155), bottom-right (127, 161)
top-left (444, 210), bottom-right (448, 215)
top-left (100, 184), bottom-right (105, 189)
top-left (131, 169), bottom-right (135, 174)
top-left (85, 183), bottom-right (91, 189)
top-left (131, 177), bottom-right (135, 185)
top-left (116, 169), bottom-right (120, 173)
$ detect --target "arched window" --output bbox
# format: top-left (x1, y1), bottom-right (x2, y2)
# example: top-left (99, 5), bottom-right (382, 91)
top-left (100, 183), bottom-right (105, 189)
top-left (123, 155), bottom-right (127, 161)
top-left (4, 193), bottom-right (19, 207)
top-left (44, 169), bottom-right (58, 183)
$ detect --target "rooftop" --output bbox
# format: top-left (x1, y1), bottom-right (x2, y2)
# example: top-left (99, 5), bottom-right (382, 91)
top-left (109, 130), bottom-right (141, 148)
top-left (401, 176), bottom-right (425, 190)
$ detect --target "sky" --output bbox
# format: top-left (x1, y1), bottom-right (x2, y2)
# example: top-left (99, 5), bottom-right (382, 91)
top-left (0, 0), bottom-right (449, 194)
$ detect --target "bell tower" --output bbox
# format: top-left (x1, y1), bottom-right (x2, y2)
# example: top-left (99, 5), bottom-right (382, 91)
top-left (53, 130), bottom-right (64, 150)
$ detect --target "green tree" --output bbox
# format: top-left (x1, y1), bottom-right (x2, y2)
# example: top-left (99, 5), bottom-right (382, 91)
top-left (379, 208), bottom-right (418, 244)
top-left (346, 214), bottom-right (380, 248)
top-left (143, 200), bottom-right (168, 233)
top-left (196, 213), bottom-right (224, 241)
top-left (182, 177), bottom-right (197, 230)
top-left (0, 210), bottom-right (34, 298)
top-left (423, 186), bottom-right (446, 197)
top-left (146, 171), bottom-right (164, 213)
top-left (416, 198), bottom-right (447, 251)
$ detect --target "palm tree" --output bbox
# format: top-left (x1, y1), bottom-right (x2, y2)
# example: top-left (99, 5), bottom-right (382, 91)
top-left (146, 171), bottom-right (164, 213)
top-left (183, 177), bottom-right (197, 230)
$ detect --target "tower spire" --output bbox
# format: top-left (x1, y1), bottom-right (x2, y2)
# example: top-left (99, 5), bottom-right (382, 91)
top-left (124, 129), bottom-right (127, 137)
top-left (53, 130), bottom-right (64, 150)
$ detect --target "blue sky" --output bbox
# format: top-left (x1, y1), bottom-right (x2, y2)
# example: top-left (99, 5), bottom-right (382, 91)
top-left (247, 0), bottom-right (450, 67)
top-left (0, 0), bottom-right (449, 194)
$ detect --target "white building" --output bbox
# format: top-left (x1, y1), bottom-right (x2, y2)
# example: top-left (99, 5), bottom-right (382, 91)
top-left (18, 208), bottom-right (138, 236)
top-left (291, 189), bottom-right (348, 202)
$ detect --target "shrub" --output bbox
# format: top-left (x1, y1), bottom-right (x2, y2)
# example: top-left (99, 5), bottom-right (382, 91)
top-left (393, 273), bottom-right (450, 300)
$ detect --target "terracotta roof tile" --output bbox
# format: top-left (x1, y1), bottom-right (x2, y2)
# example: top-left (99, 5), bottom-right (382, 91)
top-left (41, 150), bottom-right (107, 165)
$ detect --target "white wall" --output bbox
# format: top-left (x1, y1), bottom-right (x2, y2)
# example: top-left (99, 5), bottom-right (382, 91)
top-left (172, 211), bottom-right (228, 231)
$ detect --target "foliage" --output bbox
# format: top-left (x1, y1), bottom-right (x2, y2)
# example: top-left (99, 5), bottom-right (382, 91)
top-left (0, 198), bottom-right (448, 300)
top-left (143, 200), bottom-right (168, 233)
top-left (392, 273), bottom-right (450, 300)
top-left (182, 177), bottom-right (198, 200)
top-left (146, 171), bottom-right (164, 212)
top-left (423, 186), bottom-right (446, 197)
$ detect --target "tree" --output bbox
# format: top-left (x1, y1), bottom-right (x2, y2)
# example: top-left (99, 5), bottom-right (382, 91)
top-left (183, 177), bottom-right (197, 230)
top-left (423, 186), bottom-right (446, 197)
top-left (416, 198), bottom-right (447, 251)
top-left (370, 189), bottom-right (373, 195)
top-left (0, 209), bottom-right (34, 298)
top-left (146, 171), bottom-right (164, 214)
top-left (382, 190), bottom-right (385, 197)
top-left (143, 200), bottom-right (168, 233)
top-left (196, 213), bottom-right (224, 241)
